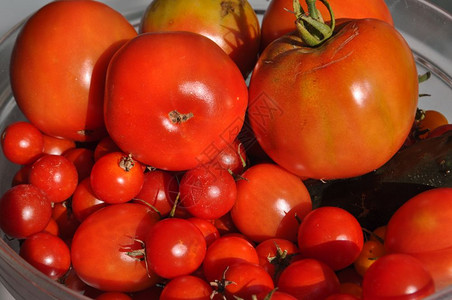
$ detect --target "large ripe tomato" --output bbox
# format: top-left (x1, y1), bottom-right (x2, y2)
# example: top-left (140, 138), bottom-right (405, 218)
top-left (231, 163), bottom-right (312, 243)
top-left (260, 0), bottom-right (393, 50)
top-left (140, 0), bottom-right (260, 77)
top-left (71, 203), bottom-right (161, 292)
top-left (104, 31), bottom-right (248, 171)
top-left (10, 0), bottom-right (137, 142)
top-left (248, 19), bottom-right (418, 180)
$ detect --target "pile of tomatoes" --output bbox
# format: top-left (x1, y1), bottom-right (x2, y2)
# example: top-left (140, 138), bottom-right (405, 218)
top-left (1, 0), bottom-right (452, 299)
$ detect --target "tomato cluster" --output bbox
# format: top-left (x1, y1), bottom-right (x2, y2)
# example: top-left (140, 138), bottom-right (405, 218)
top-left (1, 0), bottom-right (452, 299)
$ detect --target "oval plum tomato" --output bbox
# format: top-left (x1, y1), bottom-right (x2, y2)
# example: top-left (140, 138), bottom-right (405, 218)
top-left (104, 31), bottom-right (248, 171)
top-left (10, 0), bottom-right (137, 142)
top-left (0, 184), bottom-right (52, 239)
top-left (214, 262), bottom-right (274, 299)
top-left (385, 187), bottom-right (452, 254)
top-left (361, 253), bottom-right (435, 299)
top-left (90, 152), bottom-right (144, 204)
top-left (71, 203), bottom-right (160, 292)
top-left (19, 231), bottom-right (71, 280)
top-left (260, 0), bottom-right (393, 50)
top-left (71, 177), bottom-right (108, 222)
top-left (277, 258), bottom-right (340, 300)
top-left (203, 235), bottom-right (259, 282)
top-left (297, 206), bottom-right (364, 271)
top-left (160, 275), bottom-right (213, 300)
top-left (145, 218), bottom-right (207, 279)
top-left (28, 154), bottom-right (78, 203)
top-left (179, 165), bottom-right (237, 220)
top-left (133, 170), bottom-right (179, 218)
top-left (248, 18), bottom-right (418, 180)
top-left (1, 121), bottom-right (43, 165)
top-left (231, 163), bottom-right (312, 243)
top-left (140, 0), bottom-right (260, 77)
top-left (411, 247), bottom-right (452, 291)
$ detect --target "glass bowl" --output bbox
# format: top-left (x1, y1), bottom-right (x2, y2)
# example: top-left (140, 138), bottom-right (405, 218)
top-left (0, 0), bottom-right (451, 299)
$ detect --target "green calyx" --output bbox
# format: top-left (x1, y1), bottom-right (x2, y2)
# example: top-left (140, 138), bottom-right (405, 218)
top-left (293, 0), bottom-right (335, 47)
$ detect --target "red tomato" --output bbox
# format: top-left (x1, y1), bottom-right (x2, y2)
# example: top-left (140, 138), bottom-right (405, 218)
top-left (95, 292), bottom-right (132, 300)
top-left (52, 201), bottom-right (80, 240)
top-left (411, 247), bottom-right (452, 291)
top-left (297, 206), bottom-right (364, 271)
top-left (104, 31), bottom-right (248, 171)
top-left (385, 187), bottom-right (452, 254)
top-left (206, 139), bottom-right (247, 175)
top-left (260, 0), bottom-right (393, 50)
top-left (62, 147), bottom-right (95, 182)
top-left (416, 109), bottom-right (448, 139)
top-left (42, 134), bottom-right (76, 156)
top-left (94, 136), bottom-right (121, 161)
top-left (0, 184), bottom-right (52, 239)
top-left (19, 231), bottom-right (71, 280)
top-left (28, 154), bottom-right (79, 203)
top-left (248, 19), bottom-right (418, 180)
top-left (353, 240), bottom-right (386, 277)
top-left (145, 218), bottom-right (207, 279)
top-left (71, 177), bottom-right (108, 222)
top-left (11, 164), bottom-right (32, 186)
top-left (1, 121), bottom-right (43, 165)
top-left (187, 217), bottom-right (221, 247)
top-left (179, 165), bottom-right (237, 220)
top-left (277, 258), bottom-right (340, 300)
top-left (140, 0), bottom-right (260, 77)
top-left (71, 203), bottom-right (160, 292)
top-left (203, 235), bottom-right (259, 282)
top-left (160, 275), bottom-right (212, 300)
top-left (231, 163), bottom-right (312, 243)
top-left (427, 123), bottom-right (452, 138)
top-left (90, 152), bottom-right (144, 204)
top-left (10, 0), bottom-right (137, 142)
top-left (361, 253), bottom-right (435, 299)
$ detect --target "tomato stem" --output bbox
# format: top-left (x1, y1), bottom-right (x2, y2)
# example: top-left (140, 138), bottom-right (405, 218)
top-left (293, 0), bottom-right (335, 47)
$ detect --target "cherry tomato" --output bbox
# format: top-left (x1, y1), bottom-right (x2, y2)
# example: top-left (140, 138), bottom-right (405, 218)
top-left (206, 139), bottom-right (247, 175)
top-left (353, 240), bottom-right (386, 277)
top-left (260, 0), bottom-right (393, 50)
top-left (42, 134), bottom-right (76, 156)
top-left (90, 152), bottom-right (144, 204)
top-left (104, 31), bottom-right (248, 171)
top-left (52, 201), bottom-right (80, 240)
top-left (72, 177), bottom-right (108, 222)
top-left (71, 203), bottom-right (160, 292)
top-left (160, 275), bottom-right (213, 300)
top-left (277, 258), bottom-right (340, 300)
top-left (145, 218), bottom-right (207, 279)
top-left (0, 184), bottom-right (52, 239)
top-left (94, 136), bottom-right (121, 161)
top-left (416, 109), bottom-right (449, 139)
top-left (297, 206), bottom-right (364, 271)
top-left (10, 0), bottom-right (137, 141)
top-left (187, 217), bottom-right (221, 247)
top-left (179, 165), bottom-right (237, 220)
top-left (43, 217), bottom-right (59, 236)
top-left (361, 253), bottom-right (435, 299)
top-left (11, 164), bottom-right (32, 186)
top-left (140, 0), bottom-right (260, 77)
top-left (231, 163), bottom-right (312, 243)
top-left (1, 121), bottom-right (43, 165)
top-left (62, 147), bottom-right (95, 182)
top-left (248, 18), bottom-right (418, 180)
top-left (19, 231), bottom-right (71, 280)
top-left (28, 154), bottom-right (78, 203)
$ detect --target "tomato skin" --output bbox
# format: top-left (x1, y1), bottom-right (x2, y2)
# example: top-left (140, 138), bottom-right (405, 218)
top-left (104, 31), bottom-right (248, 171)
top-left (0, 184), bottom-right (52, 239)
top-left (353, 240), bottom-right (386, 277)
top-left (140, 0), bottom-right (260, 77)
top-left (297, 206), bottom-right (364, 271)
top-left (385, 187), bottom-right (452, 254)
top-left (71, 203), bottom-right (161, 292)
top-left (231, 163), bottom-right (312, 243)
top-left (361, 253), bottom-right (435, 300)
top-left (260, 0), bottom-right (393, 50)
top-left (249, 20), bottom-right (418, 180)
top-left (19, 231), bottom-right (71, 280)
top-left (160, 275), bottom-right (212, 300)
top-left (10, 0), bottom-right (137, 142)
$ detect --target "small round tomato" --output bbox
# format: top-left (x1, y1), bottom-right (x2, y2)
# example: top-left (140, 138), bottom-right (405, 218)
top-left (361, 253), bottom-right (435, 299)
top-left (104, 31), bottom-right (248, 171)
top-left (28, 154), bottom-right (78, 203)
top-left (90, 152), bottom-right (144, 204)
top-left (11, 164), bottom-right (32, 186)
top-left (297, 206), bottom-right (364, 271)
top-left (160, 275), bottom-right (213, 300)
top-left (0, 184), bottom-right (52, 239)
top-left (206, 139), bottom-right (247, 175)
top-left (52, 201), bottom-right (80, 240)
top-left (19, 231), bottom-right (71, 280)
top-left (417, 109), bottom-right (448, 139)
top-left (231, 163), bottom-right (312, 243)
top-left (94, 136), bottom-right (121, 161)
top-left (10, 0), bottom-right (137, 141)
top-left (145, 218), bottom-right (207, 279)
top-left (71, 203), bottom-right (161, 292)
top-left (63, 147), bottom-right (95, 182)
top-left (140, 0), bottom-right (260, 77)
top-left (277, 258), bottom-right (340, 300)
top-left (179, 165), bottom-right (237, 220)
top-left (1, 121), bottom-right (43, 165)
top-left (42, 134), bottom-right (76, 156)
top-left (187, 217), bottom-right (221, 247)
top-left (72, 177), bottom-right (108, 222)
top-left (353, 240), bottom-right (386, 277)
